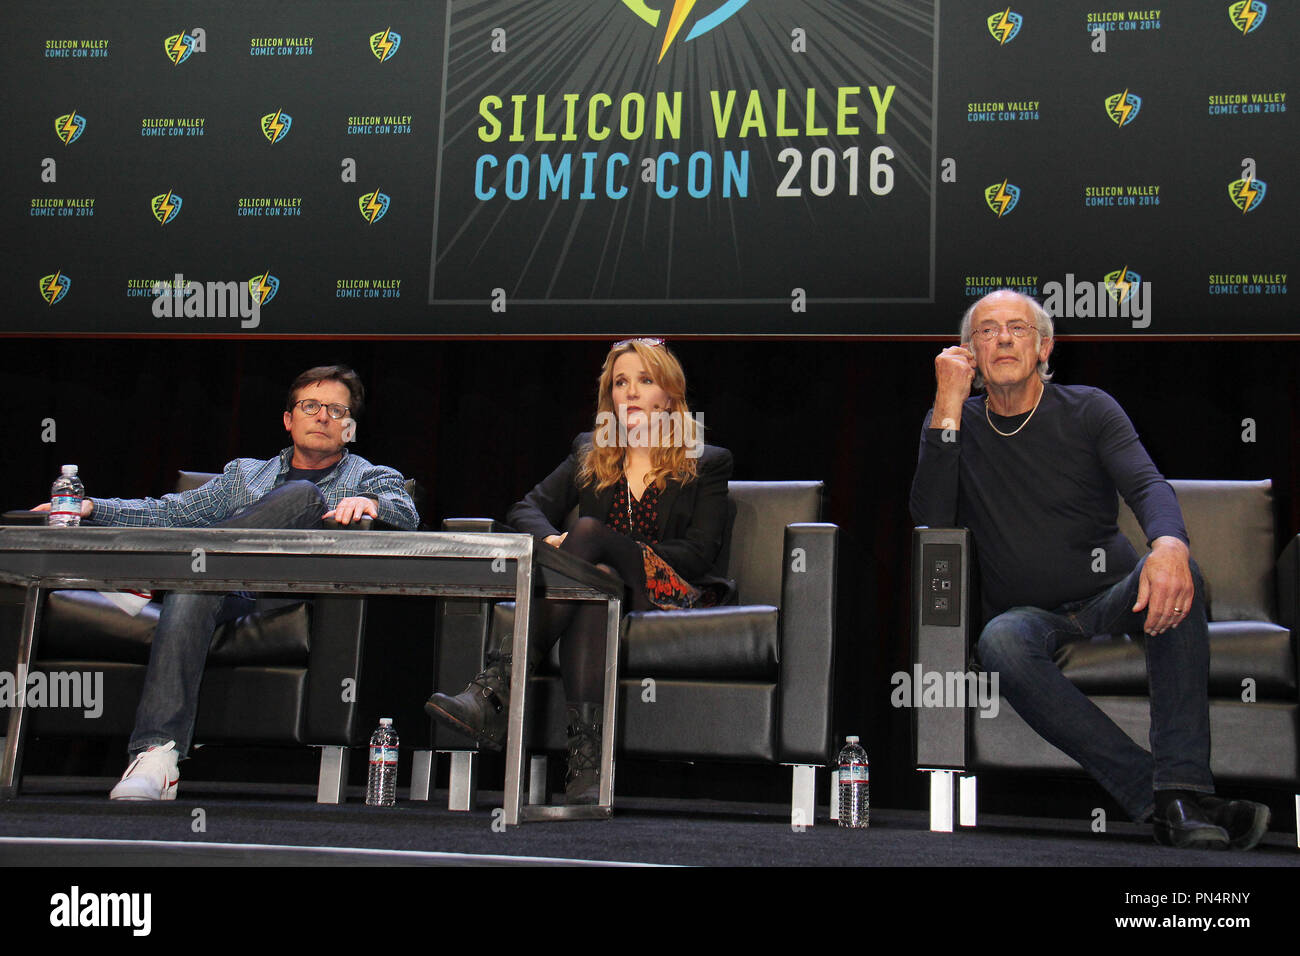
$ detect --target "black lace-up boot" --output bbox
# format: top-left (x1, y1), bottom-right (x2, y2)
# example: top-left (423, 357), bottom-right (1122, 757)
top-left (564, 702), bottom-right (603, 805)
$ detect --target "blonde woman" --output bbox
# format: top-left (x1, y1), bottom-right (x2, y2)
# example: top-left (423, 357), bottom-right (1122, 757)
top-left (426, 339), bottom-right (733, 803)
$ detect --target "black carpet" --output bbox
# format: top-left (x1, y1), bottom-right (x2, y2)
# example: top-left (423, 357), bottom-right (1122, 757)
top-left (1, 776), bottom-right (1295, 868)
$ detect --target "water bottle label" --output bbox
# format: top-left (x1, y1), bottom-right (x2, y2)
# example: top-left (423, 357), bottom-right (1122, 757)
top-left (50, 495), bottom-right (82, 516)
top-left (369, 745), bottom-right (398, 766)
top-left (839, 762), bottom-right (868, 783)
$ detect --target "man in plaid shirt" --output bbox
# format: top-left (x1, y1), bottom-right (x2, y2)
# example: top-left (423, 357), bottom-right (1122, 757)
top-left (43, 365), bottom-right (418, 800)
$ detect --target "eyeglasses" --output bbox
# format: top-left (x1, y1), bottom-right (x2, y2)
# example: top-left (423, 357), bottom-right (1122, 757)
top-left (972, 322), bottom-right (1036, 341)
top-left (292, 399), bottom-right (351, 420)
top-left (612, 337), bottom-right (664, 350)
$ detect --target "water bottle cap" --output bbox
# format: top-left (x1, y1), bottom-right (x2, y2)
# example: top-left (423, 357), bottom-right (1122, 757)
top-left (379, 717), bottom-right (392, 726)
top-left (845, 735), bottom-right (859, 743)
top-left (62, 465), bottom-right (78, 475)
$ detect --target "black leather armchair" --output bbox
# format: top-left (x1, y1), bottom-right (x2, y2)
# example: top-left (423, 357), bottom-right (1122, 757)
top-left (1, 470), bottom-right (386, 803)
top-left (912, 479), bottom-right (1299, 835)
top-left (419, 480), bottom-right (838, 823)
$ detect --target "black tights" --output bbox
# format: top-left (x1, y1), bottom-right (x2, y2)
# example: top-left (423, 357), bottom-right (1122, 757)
top-left (535, 517), bottom-right (651, 704)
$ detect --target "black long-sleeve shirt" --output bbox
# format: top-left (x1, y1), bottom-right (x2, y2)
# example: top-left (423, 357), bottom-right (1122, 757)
top-left (909, 384), bottom-right (1187, 619)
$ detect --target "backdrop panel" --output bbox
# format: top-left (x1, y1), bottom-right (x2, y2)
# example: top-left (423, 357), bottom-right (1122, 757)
top-left (3, 1), bottom-right (1293, 335)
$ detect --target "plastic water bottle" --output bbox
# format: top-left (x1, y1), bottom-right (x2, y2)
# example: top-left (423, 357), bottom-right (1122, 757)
top-left (49, 465), bottom-right (85, 527)
top-left (365, 718), bottom-right (399, 806)
top-left (837, 736), bottom-right (869, 828)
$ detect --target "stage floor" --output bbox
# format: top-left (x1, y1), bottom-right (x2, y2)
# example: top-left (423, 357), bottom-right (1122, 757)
top-left (1, 776), bottom-right (1295, 868)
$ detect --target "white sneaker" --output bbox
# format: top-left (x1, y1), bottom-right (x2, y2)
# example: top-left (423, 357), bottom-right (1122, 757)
top-left (110, 742), bottom-right (179, 800)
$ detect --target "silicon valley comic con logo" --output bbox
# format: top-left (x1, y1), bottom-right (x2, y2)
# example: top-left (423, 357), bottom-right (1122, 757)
top-left (249, 272), bottom-right (280, 307)
top-left (1228, 176), bottom-right (1266, 213)
top-left (987, 8), bottom-right (1023, 45)
top-left (1104, 266), bottom-right (1141, 304)
top-left (621, 0), bottom-right (752, 63)
top-left (1229, 1), bottom-right (1267, 35)
top-left (164, 32), bottom-right (199, 65)
top-left (40, 272), bottom-right (71, 306)
top-left (151, 191), bottom-right (183, 225)
top-left (370, 28), bottom-right (401, 61)
top-left (984, 180), bottom-right (1020, 217)
top-left (1105, 90), bottom-right (1141, 128)
top-left (358, 189), bottom-right (391, 224)
top-left (261, 110), bottom-right (292, 144)
top-left (55, 112), bottom-right (86, 145)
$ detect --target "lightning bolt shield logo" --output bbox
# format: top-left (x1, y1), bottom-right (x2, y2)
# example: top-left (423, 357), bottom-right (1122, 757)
top-left (1105, 90), bottom-right (1142, 128)
top-left (621, 0), bottom-right (751, 63)
top-left (1228, 1), bottom-right (1267, 34)
top-left (359, 189), bottom-right (391, 224)
top-left (55, 111), bottom-right (87, 145)
top-left (984, 180), bottom-right (1020, 217)
top-left (986, 8), bottom-right (1023, 45)
top-left (164, 32), bottom-right (196, 65)
top-left (260, 110), bottom-right (293, 144)
top-left (249, 272), bottom-right (280, 307)
top-left (39, 272), bottom-right (71, 306)
top-left (1104, 267), bottom-right (1141, 303)
top-left (1228, 177), bottom-right (1266, 213)
top-left (151, 190), bottom-right (183, 225)
top-left (370, 28), bottom-right (401, 61)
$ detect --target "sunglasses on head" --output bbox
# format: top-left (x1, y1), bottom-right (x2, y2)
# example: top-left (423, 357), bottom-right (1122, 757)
top-left (611, 337), bottom-right (664, 350)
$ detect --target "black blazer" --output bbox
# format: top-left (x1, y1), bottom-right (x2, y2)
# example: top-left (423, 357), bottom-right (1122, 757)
top-left (506, 433), bottom-right (734, 583)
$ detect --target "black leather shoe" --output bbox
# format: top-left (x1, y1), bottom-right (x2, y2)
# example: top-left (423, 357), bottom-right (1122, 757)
top-left (1198, 795), bottom-right (1270, 850)
top-left (1152, 798), bottom-right (1230, 850)
top-left (424, 657), bottom-right (512, 751)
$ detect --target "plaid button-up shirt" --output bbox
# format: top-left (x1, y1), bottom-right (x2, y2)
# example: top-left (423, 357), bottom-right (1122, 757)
top-left (89, 447), bottom-right (419, 530)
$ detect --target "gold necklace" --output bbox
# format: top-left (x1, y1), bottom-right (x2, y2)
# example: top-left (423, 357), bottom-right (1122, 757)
top-left (985, 382), bottom-right (1045, 437)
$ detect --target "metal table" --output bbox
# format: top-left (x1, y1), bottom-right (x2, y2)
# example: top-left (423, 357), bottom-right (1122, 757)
top-left (0, 526), bottom-right (623, 823)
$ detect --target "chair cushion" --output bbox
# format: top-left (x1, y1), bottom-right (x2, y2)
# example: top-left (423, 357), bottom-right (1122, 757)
top-left (1118, 479), bottom-right (1276, 622)
top-left (1056, 620), bottom-right (1296, 697)
top-left (624, 606), bottom-right (779, 679)
top-left (40, 590), bottom-right (311, 666)
top-left (491, 601), bottom-right (780, 679)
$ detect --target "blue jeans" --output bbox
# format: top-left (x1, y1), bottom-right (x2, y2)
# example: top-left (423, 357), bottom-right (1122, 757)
top-left (976, 555), bottom-right (1212, 822)
top-left (128, 481), bottom-right (326, 759)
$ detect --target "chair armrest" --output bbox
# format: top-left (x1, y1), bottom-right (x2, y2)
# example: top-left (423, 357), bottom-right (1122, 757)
top-left (304, 519), bottom-right (374, 743)
top-left (303, 595), bottom-right (368, 744)
top-left (425, 518), bottom-right (500, 747)
top-left (323, 516), bottom-right (373, 531)
top-left (776, 522), bottom-right (838, 765)
top-left (442, 517), bottom-right (501, 533)
top-left (911, 527), bottom-right (974, 770)
top-left (2, 510), bottom-right (47, 526)
top-left (1278, 532), bottom-right (1300, 631)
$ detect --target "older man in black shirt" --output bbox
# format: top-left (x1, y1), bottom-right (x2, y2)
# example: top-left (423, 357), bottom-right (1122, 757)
top-left (910, 289), bottom-right (1269, 850)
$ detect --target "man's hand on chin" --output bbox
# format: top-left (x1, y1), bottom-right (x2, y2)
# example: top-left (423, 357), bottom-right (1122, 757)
top-left (324, 496), bottom-right (378, 525)
top-left (1133, 536), bottom-right (1194, 635)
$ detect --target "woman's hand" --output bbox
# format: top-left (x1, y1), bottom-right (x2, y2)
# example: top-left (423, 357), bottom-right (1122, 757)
top-left (544, 533), bottom-right (568, 548)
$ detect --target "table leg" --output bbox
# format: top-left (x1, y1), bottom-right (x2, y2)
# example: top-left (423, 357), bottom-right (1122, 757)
top-left (597, 594), bottom-right (622, 809)
top-left (1, 585), bottom-right (43, 800)
top-left (502, 552), bottom-right (533, 826)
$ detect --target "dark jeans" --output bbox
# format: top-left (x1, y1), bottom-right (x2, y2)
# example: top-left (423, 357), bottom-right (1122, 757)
top-left (976, 555), bottom-right (1213, 822)
top-left (128, 481), bottom-right (326, 759)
